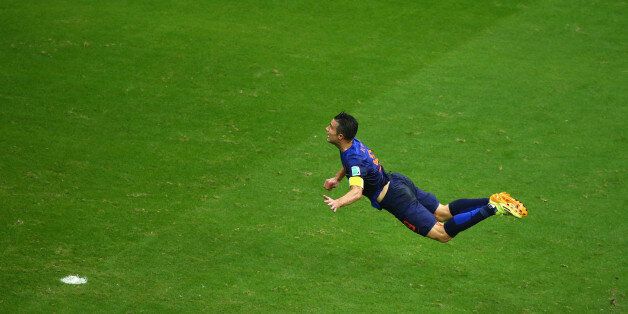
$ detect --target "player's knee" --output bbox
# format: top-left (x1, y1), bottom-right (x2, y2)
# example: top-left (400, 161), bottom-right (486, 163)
top-left (432, 231), bottom-right (451, 243)
top-left (434, 204), bottom-right (452, 222)
top-left (434, 211), bottom-right (449, 222)
top-left (427, 223), bottom-right (452, 243)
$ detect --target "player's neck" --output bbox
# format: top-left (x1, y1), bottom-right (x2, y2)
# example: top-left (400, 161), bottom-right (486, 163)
top-left (338, 139), bottom-right (353, 152)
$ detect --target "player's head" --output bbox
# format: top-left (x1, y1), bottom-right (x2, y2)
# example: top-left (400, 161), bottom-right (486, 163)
top-left (326, 112), bottom-right (358, 145)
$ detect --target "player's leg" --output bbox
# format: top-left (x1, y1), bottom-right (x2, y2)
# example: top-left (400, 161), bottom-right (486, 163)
top-left (434, 198), bottom-right (490, 221)
top-left (399, 203), bottom-right (496, 242)
top-left (385, 195), bottom-right (495, 242)
top-left (442, 203), bottom-right (497, 238)
top-left (428, 204), bottom-right (497, 242)
top-left (440, 194), bottom-right (529, 219)
top-left (449, 198), bottom-right (490, 214)
top-left (398, 175), bottom-right (488, 222)
top-left (428, 193), bottom-right (528, 241)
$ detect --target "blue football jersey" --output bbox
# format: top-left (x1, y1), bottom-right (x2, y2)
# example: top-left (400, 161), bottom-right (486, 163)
top-left (340, 138), bottom-right (390, 209)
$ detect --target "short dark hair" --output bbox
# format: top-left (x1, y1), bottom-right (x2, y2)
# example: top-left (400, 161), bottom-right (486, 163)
top-left (334, 112), bottom-right (358, 140)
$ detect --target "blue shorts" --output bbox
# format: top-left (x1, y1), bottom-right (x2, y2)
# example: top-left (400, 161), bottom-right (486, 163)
top-left (379, 173), bottom-right (440, 236)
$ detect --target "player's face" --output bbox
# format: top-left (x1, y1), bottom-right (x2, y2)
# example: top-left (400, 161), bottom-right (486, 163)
top-left (325, 119), bottom-right (341, 144)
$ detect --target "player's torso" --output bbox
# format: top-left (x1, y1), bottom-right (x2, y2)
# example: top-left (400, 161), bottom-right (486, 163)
top-left (340, 139), bottom-right (388, 203)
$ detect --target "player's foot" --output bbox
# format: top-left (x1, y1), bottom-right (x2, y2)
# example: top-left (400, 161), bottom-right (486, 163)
top-left (489, 192), bottom-right (528, 218)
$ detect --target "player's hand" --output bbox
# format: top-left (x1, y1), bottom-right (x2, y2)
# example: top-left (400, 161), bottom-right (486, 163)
top-left (323, 195), bottom-right (341, 212)
top-left (323, 177), bottom-right (339, 190)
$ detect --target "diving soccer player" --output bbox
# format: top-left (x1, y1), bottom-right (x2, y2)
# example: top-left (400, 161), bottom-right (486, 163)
top-left (323, 112), bottom-right (527, 243)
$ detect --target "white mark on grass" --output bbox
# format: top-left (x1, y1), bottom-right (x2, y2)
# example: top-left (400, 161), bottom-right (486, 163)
top-left (61, 275), bottom-right (87, 285)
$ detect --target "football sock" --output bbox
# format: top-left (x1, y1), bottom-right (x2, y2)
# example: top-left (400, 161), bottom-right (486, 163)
top-left (448, 198), bottom-right (489, 215)
top-left (444, 205), bottom-right (496, 238)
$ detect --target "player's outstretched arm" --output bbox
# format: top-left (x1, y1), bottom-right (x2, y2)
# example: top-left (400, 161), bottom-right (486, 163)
top-left (322, 185), bottom-right (363, 212)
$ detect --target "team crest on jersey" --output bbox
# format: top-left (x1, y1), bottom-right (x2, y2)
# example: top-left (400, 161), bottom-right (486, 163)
top-left (351, 166), bottom-right (361, 176)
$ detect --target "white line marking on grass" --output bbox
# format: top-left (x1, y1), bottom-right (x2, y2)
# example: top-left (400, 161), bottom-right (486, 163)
top-left (60, 275), bottom-right (87, 285)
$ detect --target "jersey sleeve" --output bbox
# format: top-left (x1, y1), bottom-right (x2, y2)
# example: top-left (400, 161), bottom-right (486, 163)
top-left (345, 159), bottom-right (365, 188)
top-left (344, 156), bottom-right (364, 178)
top-left (349, 165), bottom-right (363, 177)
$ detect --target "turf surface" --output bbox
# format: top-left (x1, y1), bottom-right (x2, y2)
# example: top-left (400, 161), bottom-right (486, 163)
top-left (1, 0), bottom-right (626, 311)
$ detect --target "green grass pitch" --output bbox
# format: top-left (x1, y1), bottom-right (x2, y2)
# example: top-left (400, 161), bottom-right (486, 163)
top-left (1, 0), bottom-right (626, 312)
